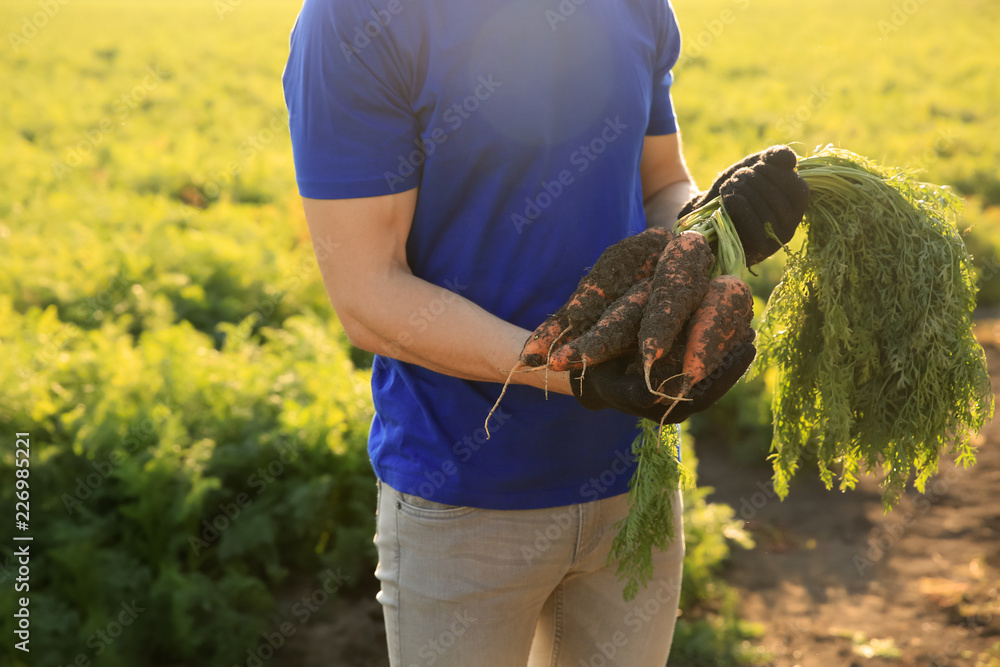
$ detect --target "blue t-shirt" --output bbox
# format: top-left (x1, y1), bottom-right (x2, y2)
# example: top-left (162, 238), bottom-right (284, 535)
top-left (283, 0), bottom-right (682, 509)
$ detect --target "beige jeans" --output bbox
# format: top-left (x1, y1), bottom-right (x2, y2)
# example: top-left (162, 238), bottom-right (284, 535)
top-left (374, 479), bottom-right (684, 667)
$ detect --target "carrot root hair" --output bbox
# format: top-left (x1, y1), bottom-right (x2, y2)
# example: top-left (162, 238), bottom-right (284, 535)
top-left (656, 384), bottom-right (691, 445)
top-left (654, 373), bottom-right (692, 402)
top-left (644, 365), bottom-right (688, 403)
top-left (485, 362), bottom-right (523, 438)
top-left (575, 356), bottom-right (589, 395)
top-left (486, 323), bottom-right (580, 436)
top-left (543, 325), bottom-right (573, 400)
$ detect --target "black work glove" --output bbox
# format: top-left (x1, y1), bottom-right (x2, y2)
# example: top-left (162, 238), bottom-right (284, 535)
top-left (678, 146), bottom-right (810, 266)
top-left (570, 331), bottom-right (756, 423)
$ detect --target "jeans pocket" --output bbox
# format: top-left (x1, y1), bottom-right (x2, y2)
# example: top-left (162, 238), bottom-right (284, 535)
top-left (396, 490), bottom-right (477, 520)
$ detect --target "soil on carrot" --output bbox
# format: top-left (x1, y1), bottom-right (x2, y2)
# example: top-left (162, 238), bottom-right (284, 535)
top-left (521, 311), bottom-right (568, 368)
top-left (674, 275), bottom-right (753, 389)
top-left (522, 227), bottom-right (671, 369)
top-left (275, 321), bottom-right (1000, 667)
top-left (567, 227), bottom-right (674, 332)
top-left (557, 276), bottom-right (652, 368)
top-left (641, 231), bottom-right (715, 392)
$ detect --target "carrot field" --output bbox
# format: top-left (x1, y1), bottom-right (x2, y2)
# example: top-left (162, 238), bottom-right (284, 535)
top-left (2, 0), bottom-right (999, 665)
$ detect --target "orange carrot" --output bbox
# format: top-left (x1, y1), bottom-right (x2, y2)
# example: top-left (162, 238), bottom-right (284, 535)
top-left (638, 231), bottom-right (715, 395)
top-left (550, 278), bottom-right (652, 371)
top-left (680, 275), bottom-right (754, 389)
top-left (489, 229), bottom-right (677, 433)
top-left (519, 228), bottom-right (672, 370)
top-left (656, 275), bottom-right (754, 425)
top-left (564, 227), bottom-right (673, 332)
top-left (520, 310), bottom-right (570, 368)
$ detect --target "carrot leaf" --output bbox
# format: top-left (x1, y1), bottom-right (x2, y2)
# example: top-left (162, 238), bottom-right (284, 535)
top-left (609, 419), bottom-right (693, 601)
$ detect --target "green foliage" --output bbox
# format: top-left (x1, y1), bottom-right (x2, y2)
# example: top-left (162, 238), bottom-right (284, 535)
top-left (0, 301), bottom-right (374, 666)
top-left (672, 597), bottom-right (771, 667)
top-left (2, 1), bottom-right (998, 666)
top-left (754, 147), bottom-right (994, 506)
top-left (609, 420), bottom-right (689, 601)
top-left (610, 424), bottom-right (768, 662)
top-left (673, 0), bottom-right (1000, 177)
top-left (671, 0), bottom-right (1000, 308)
top-left (962, 201), bottom-right (1000, 308)
top-left (676, 199), bottom-right (749, 280)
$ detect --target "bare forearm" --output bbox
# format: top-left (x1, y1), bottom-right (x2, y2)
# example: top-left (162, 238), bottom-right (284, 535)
top-left (332, 269), bottom-right (573, 395)
top-left (644, 178), bottom-right (699, 230)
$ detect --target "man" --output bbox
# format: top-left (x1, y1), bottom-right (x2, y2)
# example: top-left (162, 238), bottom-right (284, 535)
top-left (282, 0), bottom-right (808, 664)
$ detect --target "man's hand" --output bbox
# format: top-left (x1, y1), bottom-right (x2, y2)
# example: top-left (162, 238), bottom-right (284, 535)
top-left (678, 146), bottom-right (810, 266)
top-left (569, 331), bottom-right (756, 423)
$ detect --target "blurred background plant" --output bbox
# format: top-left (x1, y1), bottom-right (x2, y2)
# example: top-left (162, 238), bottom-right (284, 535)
top-left (1, 0), bottom-right (997, 665)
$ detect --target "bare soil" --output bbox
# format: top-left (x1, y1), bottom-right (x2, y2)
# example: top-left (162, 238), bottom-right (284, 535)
top-left (694, 326), bottom-right (1000, 667)
top-left (276, 326), bottom-right (1000, 667)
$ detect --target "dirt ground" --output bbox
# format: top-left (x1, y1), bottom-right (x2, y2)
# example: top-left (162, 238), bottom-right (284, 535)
top-left (276, 328), bottom-right (1000, 667)
top-left (693, 333), bottom-right (1000, 667)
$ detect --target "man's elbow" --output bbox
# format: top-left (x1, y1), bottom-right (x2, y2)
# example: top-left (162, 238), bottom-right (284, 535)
top-left (337, 314), bottom-right (383, 355)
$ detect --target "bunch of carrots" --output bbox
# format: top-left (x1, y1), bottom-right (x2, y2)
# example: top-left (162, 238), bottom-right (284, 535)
top-left (487, 145), bottom-right (992, 602)
top-left (484, 224), bottom-right (757, 601)
top-left (487, 227), bottom-right (755, 430)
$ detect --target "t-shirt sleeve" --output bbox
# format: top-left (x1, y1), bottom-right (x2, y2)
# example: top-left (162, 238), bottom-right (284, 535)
top-left (646, 0), bottom-right (682, 136)
top-left (282, 0), bottom-right (421, 199)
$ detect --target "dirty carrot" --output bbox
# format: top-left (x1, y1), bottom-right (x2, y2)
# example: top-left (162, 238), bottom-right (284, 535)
top-left (638, 231), bottom-right (715, 397)
top-left (658, 275), bottom-right (753, 423)
top-left (487, 228), bottom-right (675, 432)
top-left (564, 227), bottom-right (673, 332)
top-left (519, 309), bottom-right (570, 368)
top-left (549, 278), bottom-right (652, 373)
